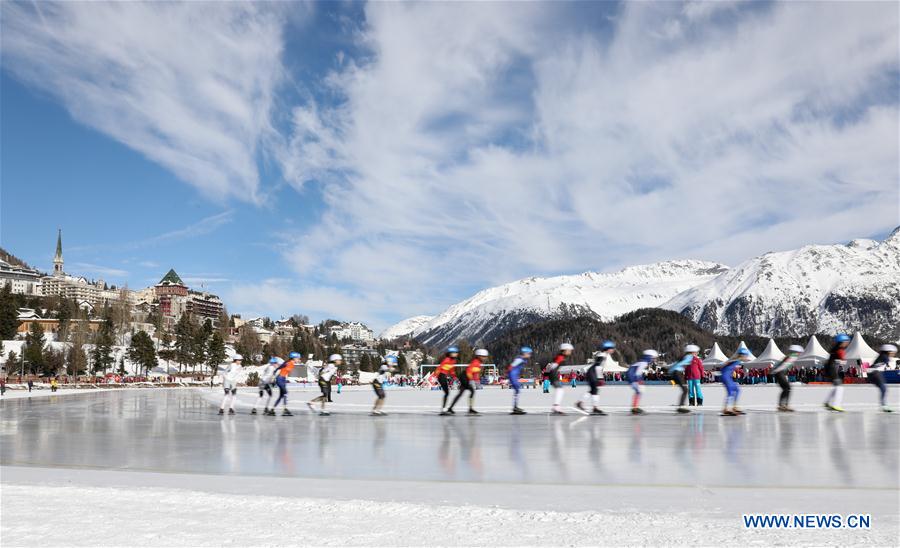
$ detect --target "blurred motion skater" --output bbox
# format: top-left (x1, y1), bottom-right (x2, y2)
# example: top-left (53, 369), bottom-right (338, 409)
top-left (271, 352), bottom-right (299, 416)
top-left (773, 345), bottom-right (803, 412)
top-left (546, 343), bottom-right (574, 415)
top-left (308, 354), bottom-right (340, 416)
top-left (447, 349), bottom-right (486, 415)
top-left (824, 334), bottom-right (850, 412)
top-left (433, 346), bottom-right (459, 414)
top-left (252, 356), bottom-right (280, 415)
top-left (371, 355), bottom-right (396, 416)
top-left (721, 348), bottom-right (751, 416)
top-left (508, 346), bottom-right (532, 415)
top-left (576, 341), bottom-right (615, 415)
top-left (669, 345), bottom-right (698, 413)
top-left (627, 349), bottom-right (658, 414)
top-left (218, 354), bottom-right (243, 415)
top-left (870, 345), bottom-right (896, 412)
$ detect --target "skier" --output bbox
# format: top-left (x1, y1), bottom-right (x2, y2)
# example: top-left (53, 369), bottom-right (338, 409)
top-left (824, 334), bottom-right (850, 412)
top-left (685, 350), bottom-right (705, 406)
top-left (545, 343), bottom-right (574, 415)
top-left (432, 346), bottom-right (459, 413)
top-left (271, 351), bottom-right (299, 416)
top-left (721, 348), bottom-right (752, 416)
top-left (772, 345), bottom-right (803, 412)
top-left (627, 349), bottom-right (658, 414)
top-left (446, 349), bottom-right (486, 415)
top-left (508, 346), bottom-right (532, 415)
top-left (870, 344), bottom-right (896, 413)
top-left (252, 357), bottom-right (280, 415)
top-left (371, 355), bottom-right (396, 416)
top-left (218, 354), bottom-right (243, 415)
top-left (307, 354), bottom-right (340, 416)
top-left (575, 341), bottom-right (615, 415)
top-left (668, 345), bottom-right (698, 413)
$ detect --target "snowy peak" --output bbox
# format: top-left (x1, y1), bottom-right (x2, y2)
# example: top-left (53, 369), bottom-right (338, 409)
top-left (663, 228), bottom-right (900, 339)
top-left (411, 260), bottom-right (728, 347)
top-left (380, 315), bottom-right (434, 340)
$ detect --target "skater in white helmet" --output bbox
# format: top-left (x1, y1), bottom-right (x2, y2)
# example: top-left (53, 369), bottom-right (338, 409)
top-left (545, 343), bottom-right (574, 415)
top-left (669, 345), bottom-right (699, 413)
top-left (218, 354), bottom-right (243, 415)
top-left (627, 350), bottom-right (658, 414)
top-left (576, 341), bottom-right (615, 415)
top-left (308, 354), bottom-right (340, 416)
top-left (372, 355), bottom-right (396, 416)
top-left (252, 357), bottom-right (280, 415)
top-left (870, 345), bottom-right (896, 412)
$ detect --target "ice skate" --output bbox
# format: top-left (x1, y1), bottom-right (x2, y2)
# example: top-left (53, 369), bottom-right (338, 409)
top-left (721, 409), bottom-right (737, 416)
top-left (883, 406), bottom-right (894, 413)
top-left (631, 408), bottom-right (645, 415)
top-left (282, 409), bottom-right (293, 416)
top-left (676, 407), bottom-right (691, 414)
top-left (511, 407), bottom-right (526, 415)
top-left (228, 408), bottom-right (235, 415)
top-left (217, 408), bottom-right (224, 415)
top-left (467, 409), bottom-right (480, 415)
top-left (319, 411), bottom-right (330, 416)
top-left (590, 407), bottom-right (606, 416)
top-left (250, 408), bottom-right (257, 415)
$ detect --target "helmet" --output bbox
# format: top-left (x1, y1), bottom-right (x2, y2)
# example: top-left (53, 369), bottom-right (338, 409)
top-left (599, 340), bottom-right (615, 350)
top-left (475, 349), bottom-right (489, 357)
top-left (559, 343), bottom-right (574, 351)
top-left (268, 357), bottom-right (279, 364)
top-left (834, 334), bottom-right (851, 343)
top-left (520, 346), bottom-right (533, 354)
top-left (385, 355), bottom-right (399, 364)
top-left (736, 348), bottom-right (752, 357)
top-left (329, 354), bottom-right (343, 362)
top-left (643, 349), bottom-right (659, 359)
top-left (880, 344), bottom-right (898, 353)
top-left (684, 344), bottom-right (700, 353)
top-left (233, 354), bottom-right (243, 361)
top-left (447, 346), bottom-right (460, 353)
top-left (289, 352), bottom-right (301, 359)
top-left (274, 357), bottom-right (285, 365)
top-left (788, 345), bottom-right (804, 354)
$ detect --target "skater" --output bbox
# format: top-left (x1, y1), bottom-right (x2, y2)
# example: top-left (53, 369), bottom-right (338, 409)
top-left (545, 343), bottom-right (574, 415)
top-left (772, 345), bottom-right (803, 411)
top-left (218, 354), bottom-right (243, 415)
top-left (432, 346), bottom-right (459, 413)
top-left (685, 350), bottom-right (705, 406)
top-left (668, 345), bottom-right (698, 413)
top-left (371, 355), bottom-right (396, 415)
top-left (627, 349), bottom-right (658, 414)
top-left (870, 345), bottom-right (896, 412)
top-left (252, 357), bottom-right (279, 415)
top-left (721, 348), bottom-right (751, 416)
top-left (824, 334), bottom-right (850, 412)
top-left (308, 354), bottom-right (339, 415)
top-left (576, 341), bottom-right (615, 415)
top-left (447, 349), bottom-right (486, 415)
top-left (271, 352), bottom-right (299, 416)
top-left (508, 346), bottom-right (532, 414)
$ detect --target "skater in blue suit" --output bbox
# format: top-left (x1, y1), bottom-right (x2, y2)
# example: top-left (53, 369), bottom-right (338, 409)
top-left (508, 347), bottom-right (532, 415)
top-left (721, 348), bottom-right (752, 416)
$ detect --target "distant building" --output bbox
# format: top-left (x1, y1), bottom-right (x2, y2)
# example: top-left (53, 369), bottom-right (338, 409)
top-left (340, 344), bottom-right (381, 368)
top-left (153, 269), bottom-right (224, 328)
top-left (0, 258), bottom-right (42, 296)
top-left (329, 321), bottom-right (375, 342)
top-left (187, 290), bottom-right (224, 325)
top-left (40, 230), bottom-right (125, 306)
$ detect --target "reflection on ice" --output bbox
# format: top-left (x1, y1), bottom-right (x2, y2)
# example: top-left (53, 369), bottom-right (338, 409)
top-left (1, 390), bottom-right (897, 490)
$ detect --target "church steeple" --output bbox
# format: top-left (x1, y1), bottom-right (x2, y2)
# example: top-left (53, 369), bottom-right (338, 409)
top-left (53, 228), bottom-right (64, 276)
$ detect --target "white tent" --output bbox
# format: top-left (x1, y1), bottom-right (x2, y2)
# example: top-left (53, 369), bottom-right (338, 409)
top-left (737, 341), bottom-right (757, 361)
top-left (750, 339), bottom-right (786, 367)
top-left (796, 335), bottom-right (829, 367)
top-left (844, 332), bottom-right (878, 365)
top-left (703, 342), bottom-right (729, 367)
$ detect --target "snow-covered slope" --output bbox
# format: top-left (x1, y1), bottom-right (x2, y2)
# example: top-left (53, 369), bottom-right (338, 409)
top-left (411, 260), bottom-right (728, 347)
top-left (380, 315), bottom-right (434, 340)
top-left (663, 227), bottom-right (900, 339)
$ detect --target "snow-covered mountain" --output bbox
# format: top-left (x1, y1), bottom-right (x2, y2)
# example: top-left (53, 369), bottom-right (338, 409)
top-left (406, 260), bottom-right (728, 348)
top-left (380, 315), bottom-right (434, 340)
top-left (662, 228), bottom-right (900, 339)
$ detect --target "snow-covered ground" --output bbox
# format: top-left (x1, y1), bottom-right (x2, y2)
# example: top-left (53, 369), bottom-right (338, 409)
top-left (2, 386), bottom-right (898, 546)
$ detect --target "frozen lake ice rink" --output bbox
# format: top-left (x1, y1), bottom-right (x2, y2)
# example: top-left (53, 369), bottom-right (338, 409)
top-left (2, 385), bottom-right (898, 546)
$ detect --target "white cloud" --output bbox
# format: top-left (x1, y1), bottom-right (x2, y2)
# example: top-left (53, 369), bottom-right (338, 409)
top-left (68, 263), bottom-right (128, 278)
top-left (1, 2), bottom-right (289, 203)
top-left (275, 1), bottom-right (899, 323)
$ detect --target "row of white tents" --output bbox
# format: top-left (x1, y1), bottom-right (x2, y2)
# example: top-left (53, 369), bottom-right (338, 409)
top-left (567, 332), bottom-right (889, 374)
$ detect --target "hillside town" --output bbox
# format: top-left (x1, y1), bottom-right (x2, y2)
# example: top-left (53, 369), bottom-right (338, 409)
top-left (0, 231), bottom-right (424, 383)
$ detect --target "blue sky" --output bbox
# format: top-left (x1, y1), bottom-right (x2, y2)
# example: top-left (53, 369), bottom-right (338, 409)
top-left (1, 1), bottom-right (898, 331)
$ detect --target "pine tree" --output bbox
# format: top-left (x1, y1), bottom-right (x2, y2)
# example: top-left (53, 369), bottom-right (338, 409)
top-left (91, 318), bottom-right (115, 375)
top-left (174, 313), bottom-right (197, 373)
top-left (23, 320), bottom-right (46, 375)
top-left (0, 284), bottom-right (18, 340)
top-left (206, 331), bottom-right (226, 377)
top-left (128, 330), bottom-right (157, 375)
